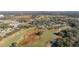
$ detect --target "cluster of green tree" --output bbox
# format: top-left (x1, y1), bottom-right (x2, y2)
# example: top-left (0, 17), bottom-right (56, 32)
top-left (51, 18), bottom-right (79, 47)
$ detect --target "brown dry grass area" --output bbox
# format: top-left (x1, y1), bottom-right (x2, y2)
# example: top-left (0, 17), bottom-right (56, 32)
top-left (14, 15), bottom-right (33, 20)
top-left (17, 28), bottom-right (41, 47)
top-left (0, 37), bottom-right (3, 41)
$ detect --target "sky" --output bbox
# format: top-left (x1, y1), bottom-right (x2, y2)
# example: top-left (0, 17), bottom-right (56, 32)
top-left (0, 0), bottom-right (79, 11)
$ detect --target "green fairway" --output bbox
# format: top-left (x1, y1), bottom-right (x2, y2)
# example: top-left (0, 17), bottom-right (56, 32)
top-left (0, 29), bottom-right (25, 47)
top-left (29, 30), bottom-right (57, 47)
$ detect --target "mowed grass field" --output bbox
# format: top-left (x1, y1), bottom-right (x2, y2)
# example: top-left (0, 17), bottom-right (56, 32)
top-left (30, 30), bottom-right (56, 47)
top-left (0, 29), bottom-right (26, 47)
top-left (0, 27), bottom-right (57, 47)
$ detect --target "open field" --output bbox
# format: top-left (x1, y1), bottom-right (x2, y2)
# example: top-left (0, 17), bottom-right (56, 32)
top-left (0, 27), bottom-right (57, 47)
top-left (0, 29), bottom-right (26, 47)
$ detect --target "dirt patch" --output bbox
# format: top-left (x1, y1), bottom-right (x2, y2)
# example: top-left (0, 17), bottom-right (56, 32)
top-left (17, 28), bottom-right (41, 47)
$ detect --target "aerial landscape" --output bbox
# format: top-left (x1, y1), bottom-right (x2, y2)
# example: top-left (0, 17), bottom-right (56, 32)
top-left (0, 11), bottom-right (79, 47)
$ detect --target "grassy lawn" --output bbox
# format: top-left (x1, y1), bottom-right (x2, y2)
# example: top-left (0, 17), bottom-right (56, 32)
top-left (29, 30), bottom-right (57, 47)
top-left (0, 29), bottom-right (25, 47)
